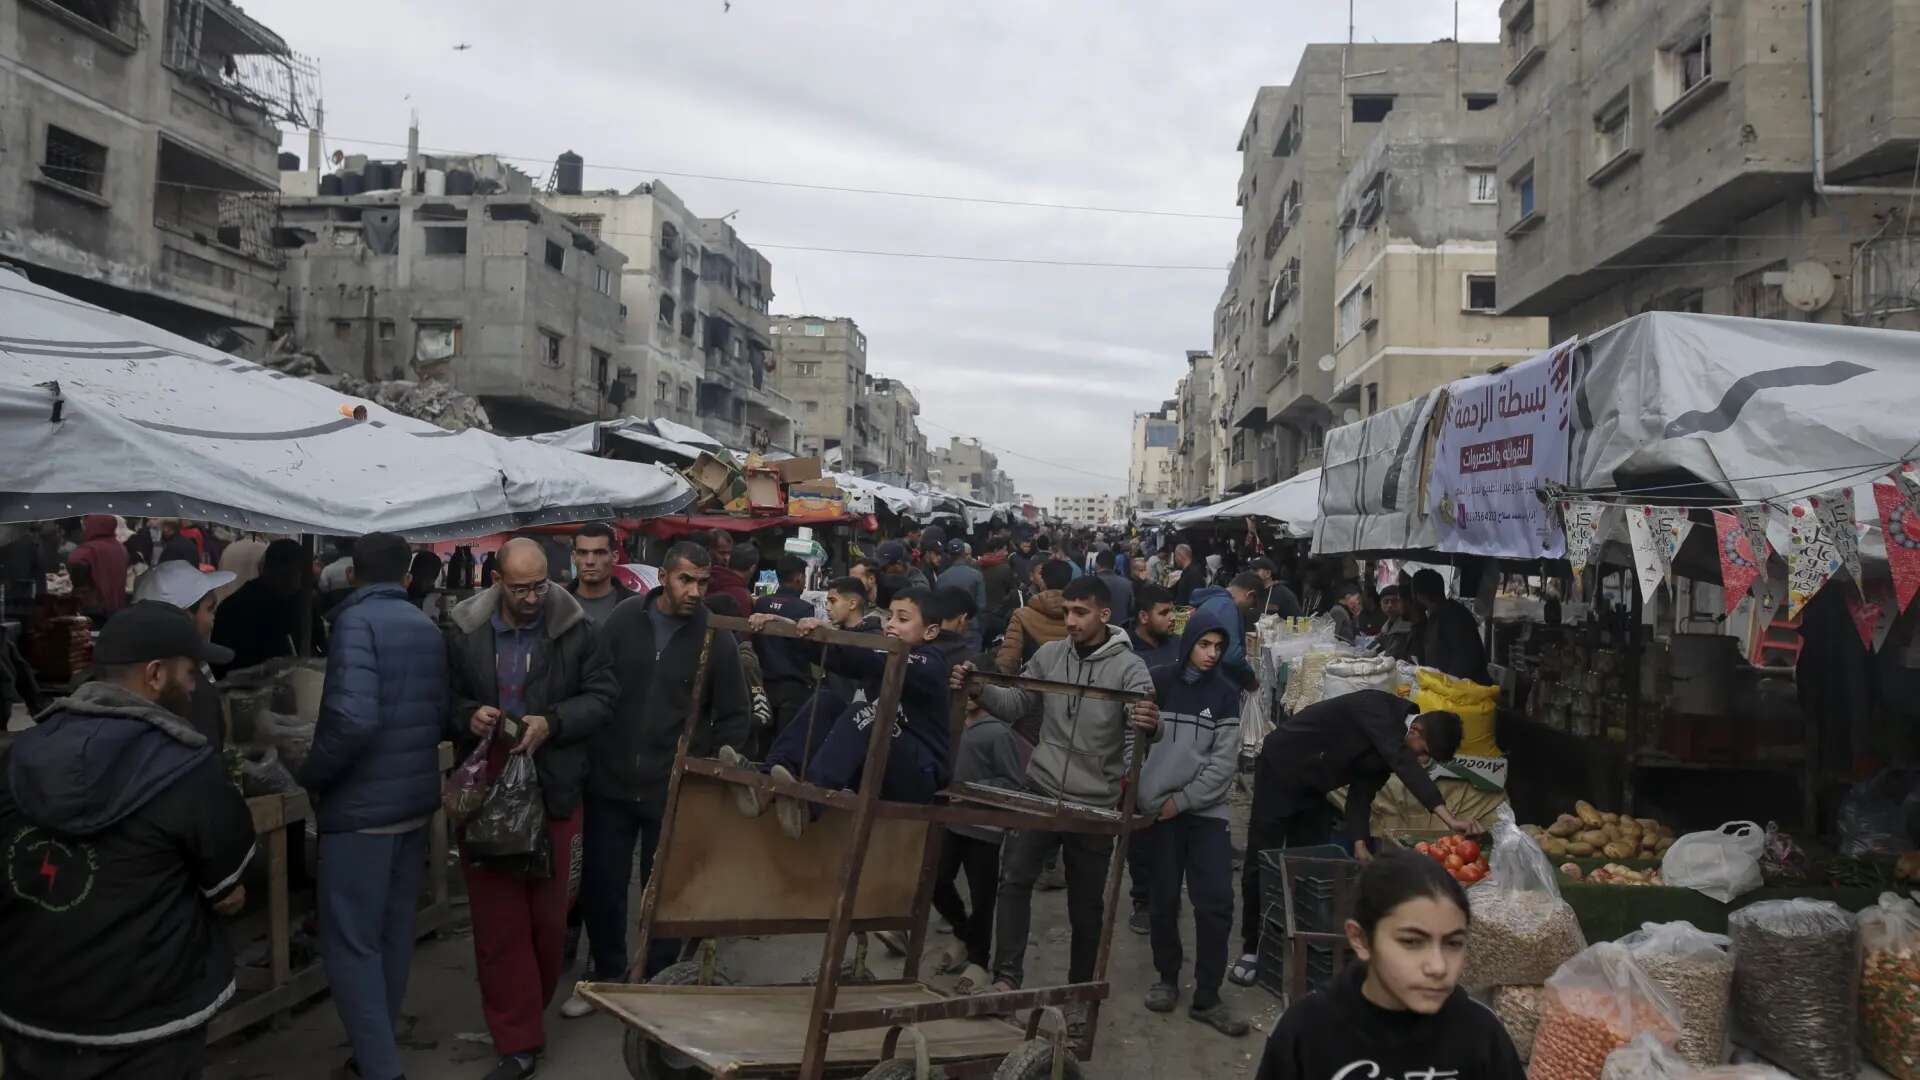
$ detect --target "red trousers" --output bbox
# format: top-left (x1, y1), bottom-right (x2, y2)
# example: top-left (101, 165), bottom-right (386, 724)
top-left (462, 809), bottom-right (582, 1056)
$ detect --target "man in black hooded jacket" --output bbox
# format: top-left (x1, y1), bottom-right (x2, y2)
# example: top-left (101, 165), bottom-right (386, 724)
top-left (0, 602), bottom-right (254, 1078)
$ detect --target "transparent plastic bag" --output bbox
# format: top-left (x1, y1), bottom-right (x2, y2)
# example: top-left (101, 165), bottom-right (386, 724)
top-left (1859, 891), bottom-right (1920, 1080)
top-left (462, 753), bottom-right (546, 860)
top-left (1532, 942), bottom-right (1683, 1080)
top-left (1465, 804), bottom-right (1585, 988)
top-left (1618, 921), bottom-right (1733, 1069)
top-left (1839, 768), bottom-right (1919, 858)
top-left (236, 745), bottom-right (299, 796)
top-left (441, 739), bottom-right (491, 826)
top-left (1660, 821), bottom-right (1764, 903)
top-left (1727, 899), bottom-right (1859, 1080)
top-left (1600, 1033), bottom-right (1800, 1080)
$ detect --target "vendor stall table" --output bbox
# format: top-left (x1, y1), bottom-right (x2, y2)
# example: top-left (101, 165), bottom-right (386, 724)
top-left (206, 743), bottom-right (454, 1043)
top-left (1560, 884), bottom-right (1883, 944)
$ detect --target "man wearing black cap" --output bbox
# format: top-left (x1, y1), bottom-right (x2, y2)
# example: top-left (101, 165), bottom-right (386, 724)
top-left (935, 540), bottom-right (987, 618)
top-left (1248, 557), bottom-right (1303, 619)
top-left (875, 540), bottom-right (928, 598)
top-left (0, 602), bottom-right (255, 1077)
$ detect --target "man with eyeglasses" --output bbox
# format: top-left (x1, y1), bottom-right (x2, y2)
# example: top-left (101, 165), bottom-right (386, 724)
top-left (445, 538), bottom-right (616, 1080)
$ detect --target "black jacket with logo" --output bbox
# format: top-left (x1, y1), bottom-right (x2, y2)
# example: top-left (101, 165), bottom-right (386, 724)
top-left (1257, 961), bottom-right (1524, 1080)
top-left (0, 682), bottom-right (255, 1045)
top-left (1252, 689), bottom-right (1446, 842)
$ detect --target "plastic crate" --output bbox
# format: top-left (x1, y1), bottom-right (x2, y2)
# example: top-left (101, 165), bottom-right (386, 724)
top-left (1256, 924), bottom-right (1345, 1000)
top-left (1256, 844), bottom-right (1358, 937)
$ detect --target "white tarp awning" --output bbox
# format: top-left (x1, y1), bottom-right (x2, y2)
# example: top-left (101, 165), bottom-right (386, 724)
top-left (829, 473), bottom-right (930, 518)
top-left (1155, 469), bottom-right (1323, 536)
top-left (1313, 390), bottom-right (1441, 555)
top-left (0, 271), bottom-right (692, 539)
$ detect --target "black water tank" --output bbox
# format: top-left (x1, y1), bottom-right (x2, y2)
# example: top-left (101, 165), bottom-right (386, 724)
top-left (445, 169), bottom-right (475, 195)
top-left (278, 151), bottom-right (301, 171)
top-left (318, 173), bottom-right (342, 196)
top-left (364, 162), bottom-right (392, 190)
top-left (340, 171), bottom-right (365, 196)
top-left (555, 150), bottom-right (583, 195)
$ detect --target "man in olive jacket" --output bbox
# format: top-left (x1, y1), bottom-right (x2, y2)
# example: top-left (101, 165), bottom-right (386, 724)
top-left (574, 541), bottom-right (750, 1001)
top-left (445, 538), bottom-right (615, 1079)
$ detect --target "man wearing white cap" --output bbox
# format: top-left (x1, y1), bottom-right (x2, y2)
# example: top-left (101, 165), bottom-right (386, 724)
top-left (133, 559), bottom-right (236, 750)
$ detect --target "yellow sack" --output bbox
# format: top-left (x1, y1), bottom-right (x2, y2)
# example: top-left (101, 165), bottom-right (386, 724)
top-left (1413, 667), bottom-right (1501, 757)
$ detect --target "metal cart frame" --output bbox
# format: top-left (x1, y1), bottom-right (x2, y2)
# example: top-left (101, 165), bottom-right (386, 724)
top-left (581, 615), bottom-right (1148, 1079)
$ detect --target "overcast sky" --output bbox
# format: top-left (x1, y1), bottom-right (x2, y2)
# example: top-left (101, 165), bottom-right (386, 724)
top-left (267, 1), bottom-right (1500, 501)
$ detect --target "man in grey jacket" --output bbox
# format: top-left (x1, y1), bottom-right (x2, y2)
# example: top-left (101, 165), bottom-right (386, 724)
top-left (949, 575), bottom-right (1159, 1036)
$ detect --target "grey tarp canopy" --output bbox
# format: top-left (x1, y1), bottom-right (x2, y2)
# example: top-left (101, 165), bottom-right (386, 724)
top-left (1313, 390), bottom-right (1441, 554)
top-left (0, 271), bottom-right (692, 539)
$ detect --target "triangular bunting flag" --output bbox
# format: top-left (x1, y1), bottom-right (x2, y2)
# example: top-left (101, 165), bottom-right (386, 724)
top-left (1786, 495), bottom-right (1847, 618)
top-left (1894, 467), bottom-right (1920, 515)
top-left (1734, 504), bottom-right (1772, 565)
top-left (1816, 489), bottom-right (1864, 595)
top-left (1650, 508), bottom-right (1692, 588)
top-left (1561, 501), bottom-right (1609, 580)
top-left (1844, 589), bottom-right (1881, 650)
top-left (1874, 480), bottom-right (1920, 613)
top-left (1714, 509), bottom-right (1765, 615)
top-left (1625, 508), bottom-right (1665, 604)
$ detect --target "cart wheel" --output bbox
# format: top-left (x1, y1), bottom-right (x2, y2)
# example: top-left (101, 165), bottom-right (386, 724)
top-left (622, 962), bottom-right (732, 1080)
top-left (859, 1060), bottom-right (949, 1080)
top-left (993, 1040), bottom-right (1083, 1080)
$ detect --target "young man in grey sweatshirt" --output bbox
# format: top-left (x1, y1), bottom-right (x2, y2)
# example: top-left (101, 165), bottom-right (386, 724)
top-left (948, 575), bottom-right (1160, 1037)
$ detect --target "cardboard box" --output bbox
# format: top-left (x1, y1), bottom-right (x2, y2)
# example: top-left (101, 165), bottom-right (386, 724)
top-left (745, 469), bottom-right (784, 512)
top-left (788, 478), bottom-right (842, 498)
top-left (685, 452), bottom-right (737, 498)
top-left (773, 457), bottom-right (823, 485)
top-left (788, 494), bottom-right (847, 518)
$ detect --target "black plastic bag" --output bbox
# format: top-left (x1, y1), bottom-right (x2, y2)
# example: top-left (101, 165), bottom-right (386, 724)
top-left (463, 753), bottom-right (546, 861)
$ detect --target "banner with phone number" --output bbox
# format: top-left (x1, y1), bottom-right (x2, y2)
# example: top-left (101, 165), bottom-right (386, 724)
top-left (1428, 340), bottom-right (1578, 559)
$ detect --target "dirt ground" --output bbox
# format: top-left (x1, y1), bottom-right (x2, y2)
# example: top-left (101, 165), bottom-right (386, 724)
top-left (205, 802), bottom-right (1279, 1080)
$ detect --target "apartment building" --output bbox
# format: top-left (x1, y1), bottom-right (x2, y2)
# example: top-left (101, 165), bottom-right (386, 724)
top-left (1055, 494), bottom-right (1114, 528)
top-left (1495, 0), bottom-right (1920, 338)
top-left (1174, 351), bottom-right (1221, 507)
top-left (2, 0), bottom-right (310, 340)
top-left (1328, 118), bottom-right (1550, 433)
top-left (1218, 43), bottom-right (1507, 489)
top-left (865, 376), bottom-right (929, 485)
top-left (770, 315), bottom-right (877, 469)
top-left (544, 180), bottom-right (796, 451)
top-left (276, 173), bottom-right (627, 434)
top-left (932, 436), bottom-right (1013, 504)
top-left (1128, 403), bottom-right (1179, 514)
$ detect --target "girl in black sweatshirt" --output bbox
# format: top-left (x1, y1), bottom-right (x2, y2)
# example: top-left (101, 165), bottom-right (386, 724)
top-left (1255, 850), bottom-right (1525, 1080)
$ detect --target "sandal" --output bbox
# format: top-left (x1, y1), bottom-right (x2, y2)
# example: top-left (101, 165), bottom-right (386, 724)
top-left (1227, 954), bottom-right (1259, 987)
top-left (954, 964), bottom-right (992, 995)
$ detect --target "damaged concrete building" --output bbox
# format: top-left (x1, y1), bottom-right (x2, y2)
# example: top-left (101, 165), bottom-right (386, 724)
top-left (863, 376), bottom-right (930, 486)
top-left (274, 157), bottom-right (628, 435)
top-left (1, 0), bottom-right (313, 343)
top-left (770, 315), bottom-right (874, 469)
top-left (543, 181), bottom-right (797, 452)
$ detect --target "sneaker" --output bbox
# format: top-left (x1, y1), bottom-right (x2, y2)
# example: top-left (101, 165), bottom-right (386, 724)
top-left (1143, 982), bottom-right (1178, 1013)
top-left (717, 747), bottom-right (766, 818)
top-left (1189, 1001), bottom-right (1250, 1037)
top-left (481, 1053), bottom-right (537, 1080)
top-left (770, 765), bottom-right (807, 839)
top-left (560, 984), bottom-right (594, 1019)
top-left (1129, 902), bottom-right (1150, 935)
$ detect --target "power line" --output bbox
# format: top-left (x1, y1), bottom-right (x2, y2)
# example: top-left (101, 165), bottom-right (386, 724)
top-left (917, 417), bottom-right (1128, 484)
top-left (322, 132), bottom-right (1241, 222)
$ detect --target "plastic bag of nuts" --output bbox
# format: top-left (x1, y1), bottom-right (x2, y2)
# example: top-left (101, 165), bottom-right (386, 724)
top-left (1492, 984), bottom-right (1546, 1061)
top-left (1859, 891), bottom-right (1920, 1080)
top-left (1465, 806), bottom-right (1587, 989)
top-left (1529, 942), bottom-right (1681, 1080)
top-left (1618, 921), bottom-right (1733, 1069)
top-left (1728, 899), bottom-right (1859, 1080)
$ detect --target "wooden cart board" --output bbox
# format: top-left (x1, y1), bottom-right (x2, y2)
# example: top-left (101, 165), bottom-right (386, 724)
top-left (579, 982), bottom-right (1028, 1077)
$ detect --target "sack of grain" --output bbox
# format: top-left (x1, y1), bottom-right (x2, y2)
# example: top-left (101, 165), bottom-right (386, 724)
top-left (1533, 942), bottom-right (1682, 1080)
top-left (1412, 666), bottom-right (1501, 756)
top-left (1492, 983), bottom-right (1546, 1061)
top-left (1463, 804), bottom-right (1585, 989)
top-left (1728, 899), bottom-right (1859, 1080)
top-left (1618, 921), bottom-right (1733, 1069)
top-left (1858, 891), bottom-right (1920, 1080)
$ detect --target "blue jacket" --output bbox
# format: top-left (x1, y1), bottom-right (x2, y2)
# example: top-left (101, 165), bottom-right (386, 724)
top-left (298, 583), bottom-right (450, 833)
top-left (1141, 608), bottom-right (1243, 821)
top-left (1190, 585), bottom-right (1254, 688)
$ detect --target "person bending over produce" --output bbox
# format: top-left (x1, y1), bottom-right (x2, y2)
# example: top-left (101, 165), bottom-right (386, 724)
top-left (1255, 849), bottom-right (1526, 1079)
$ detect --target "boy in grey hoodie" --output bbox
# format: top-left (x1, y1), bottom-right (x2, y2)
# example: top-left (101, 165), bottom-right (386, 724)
top-left (949, 575), bottom-right (1160, 1034)
top-left (1137, 607), bottom-right (1250, 1037)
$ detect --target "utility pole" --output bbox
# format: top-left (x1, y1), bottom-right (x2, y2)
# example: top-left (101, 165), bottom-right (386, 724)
top-left (362, 285), bottom-right (377, 381)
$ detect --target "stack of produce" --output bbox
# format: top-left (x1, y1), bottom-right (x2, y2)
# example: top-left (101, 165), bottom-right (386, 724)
top-left (1463, 808), bottom-right (1586, 989)
top-left (1559, 863), bottom-right (1665, 886)
top-left (1412, 833), bottom-right (1488, 884)
top-left (1859, 892), bottom-right (1920, 1080)
top-left (1530, 942), bottom-right (1681, 1080)
top-left (1618, 922), bottom-right (1733, 1069)
top-left (1727, 899), bottom-right (1859, 1080)
top-left (1522, 801), bottom-right (1675, 862)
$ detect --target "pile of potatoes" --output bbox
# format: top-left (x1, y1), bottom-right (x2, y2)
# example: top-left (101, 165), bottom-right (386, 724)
top-left (1519, 800), bottom-right (1676, 861)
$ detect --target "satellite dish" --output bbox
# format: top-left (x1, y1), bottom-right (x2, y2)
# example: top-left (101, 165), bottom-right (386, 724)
top-left (1316, 354), bottom-right (1336, 373)
top-left (1342, 407), bottom-right (1361, 424)
top-left (1779, 261), bottom-right (1835, 312)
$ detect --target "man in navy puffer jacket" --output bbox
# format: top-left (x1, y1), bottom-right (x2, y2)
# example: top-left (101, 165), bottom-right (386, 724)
top-left (297, 532), bottom-right (449, 1080)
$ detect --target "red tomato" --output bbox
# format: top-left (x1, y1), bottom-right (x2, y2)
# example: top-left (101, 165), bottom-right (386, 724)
top-left (1415, 841), bottom-right (1432, 856)
top-left (1461, 864), bottom-right (1486, 883)
top-left (1444, 853), bottom-right (1465, 871)
top-left (1457, 840), bottom-right (1481, 863)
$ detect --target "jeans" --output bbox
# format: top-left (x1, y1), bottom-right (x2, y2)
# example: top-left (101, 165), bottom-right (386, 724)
top-left (579, 796), bottom-right (678, 983)
top-left (993, 828), bottom-right (1112, 988)
top-left (1240, 803), bottom-right (1337, 957)
top-left (317, 827), bottom-right (429, 1080)
top-left (1127, 827), bottom-right (1153, 907)
top-left (766, 688), bottom-right (941, 803)
top-left (931, 831), bottom-right (1001, 968)
top-left (0, 1027), bottom-right (207, 1080)
top-left (1146, 814), bottom-right (1234, 1009)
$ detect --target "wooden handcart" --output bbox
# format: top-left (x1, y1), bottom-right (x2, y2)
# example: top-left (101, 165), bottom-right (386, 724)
top-left (579, 615), bottom-right (1149, 1080)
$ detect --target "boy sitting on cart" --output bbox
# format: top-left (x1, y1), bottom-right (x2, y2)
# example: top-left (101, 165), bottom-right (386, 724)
top-left (724, 586), bottom-right (953, 838)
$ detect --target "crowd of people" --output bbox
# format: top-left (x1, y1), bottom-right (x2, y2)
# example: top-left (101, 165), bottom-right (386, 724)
top-left (0, 514), bottom-right (1506, 1080)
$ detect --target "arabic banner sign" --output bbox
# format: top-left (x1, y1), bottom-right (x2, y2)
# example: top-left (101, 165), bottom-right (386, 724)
top-left (1560, 500), bottom-right (1610, 577)
top-left (1713, 509), bottom-right (1765, 615)
top-left (1873, 478), bottom-right (1920, 613)
top-left (1429, 340), bottom-right (1576, 558)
